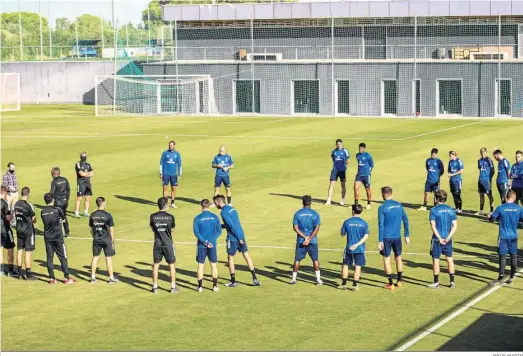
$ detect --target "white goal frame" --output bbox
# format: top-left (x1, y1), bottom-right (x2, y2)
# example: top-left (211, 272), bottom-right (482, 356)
top-left (0, 73), bottom-right (21, 112)
top-left (94, 74), bottom-right (217, 116)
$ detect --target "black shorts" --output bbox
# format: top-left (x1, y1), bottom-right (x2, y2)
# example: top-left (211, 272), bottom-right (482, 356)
top-left (17, 232), bottom-right (36, 252)
top-left (153, 243), bottom-right (176, 264)
top-left (77, 181), bottom-right (93, 197)
top-left (93, 240), bottom-right (115, 257)
top-left (330, 169), bottom-right (346, 182)
top-left (1, 229), bottom-right (16, 249)
top-left (449, 180), bottom-right (462, 194)
top-left (45, 239), bottom-right (67, 260)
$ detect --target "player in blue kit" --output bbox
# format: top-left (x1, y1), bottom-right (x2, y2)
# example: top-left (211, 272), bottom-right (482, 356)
top-left (214, 195), bottom-right (260, 287)
top-left (211, 146), bottom-right (234, 207)
top-left (448, 151), bottom-right (464, 214)
top-left (340, 204), bottom-right (369, 291)
top-left (427, 190), bottom-right (457, 289)
top-left (418, 148), bottom-right (445, 211)
top-left (354, 143), bottom-right (374, 210)
top-left (193, 199), bottom-right (222, 292)
top-left (325, 139), bottom-right (350, 206)
top-left (292, 195), bottom-right (323, 285)
top-left (510, 150), bottom-right (523, 205)
top-left (493, 149), bottom-right (511, 203)
top-left (475, 147), bottom-right (495, 216)
top-left (378, 186), bottom-right (410, 290)
top-left (159, 141), bottom-right (182, 209)
top-left (488, 190), bottom-right (523, 285)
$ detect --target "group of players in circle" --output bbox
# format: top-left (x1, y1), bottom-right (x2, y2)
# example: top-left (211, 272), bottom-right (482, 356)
top-left (1, 140), bottom-right (522, 293)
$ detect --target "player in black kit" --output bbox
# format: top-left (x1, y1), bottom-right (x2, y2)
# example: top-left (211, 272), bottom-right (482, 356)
top-left (50, 167), bottom-right (71, 237)
top-left (41, 193), bottom-right (76, 284)
top-left (150, 197), bottom-right (178, 294)
top-left (1, 186), bottom-right (17, 277)
top-left (89, 197), bottom-right (118, 284)
top-left (74, 152), bottom-right (94, 218)
top-left (14, 187), bottom-right (37, 280)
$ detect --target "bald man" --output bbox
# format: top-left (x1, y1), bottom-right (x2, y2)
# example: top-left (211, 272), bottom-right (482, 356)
top-left (211, 146), bottom-right (234, 207)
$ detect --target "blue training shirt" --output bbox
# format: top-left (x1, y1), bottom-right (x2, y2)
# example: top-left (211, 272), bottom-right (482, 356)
top-left (193, 210), bottom-right (222, 247)
top-left (426, 158), bottom-right (445, 183)
top-left (491, 203), bottom-right (523, 240)
top-left (331, 148), bottom-right (350, 171)
top-left (212, 154), bottom-right (234, 177)
top-left (160, 150), bottom-right (182, 176)
top-left (378, 199), bottom-right (410, 242)
top-left (293, 207), bottom-right (321, 245)
top-left (497, 158), bottom-right (511, 184)
top-left (510, 162), bottom-right (523, 188)
top-left (448, 158), bottom-right (464, 182)
top-left (220, 205), bottom-right (245, 242)
top-left (478, 157), bottom-right (495, 182)
top-left (341, 216), bottom-right (368, 254)
top-left (429, 204), bottom-right (457, 240)
top-left (356, 152), bottom-right (374, 177)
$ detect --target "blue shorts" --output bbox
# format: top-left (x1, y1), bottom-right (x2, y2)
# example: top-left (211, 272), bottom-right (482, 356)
top-left (330, 169), bottom-right (346, 182)
top-left (380, 238), bottom-right (402, 258)
top-left (343, 249), bottom-right (366, 266)
top-left (449, 180), bottom-right (462, 194)
top-left (162, 175), bottom-right (178, 187)
top-left (496, 182), bottom-right (509, 200)
top-left (294, 243), bottom-right (319, 262)
top-left (215, 175), bottom-right (231, 188)
top-left (227, 239), bottom-right (248, 256)
top-left (430, 239), bottom-right (453, 258)
top-left (355, 175), bottom-right (371, 188)
top-left (478, 180), bottom-right (492, 194)
top-left (425, 181), bottom-right (440, 193)
top-left (196, 246), bottom-right (218, 264)
top-left (498, 238), bottom-right (518, 256)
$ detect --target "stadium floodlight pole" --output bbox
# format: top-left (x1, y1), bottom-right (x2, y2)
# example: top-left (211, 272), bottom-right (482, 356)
top-left (100, 15), bottom-right (105, 51)
top-left (147, 6), bottom-right (151, 63)
top-left (174, 19), bottom-right (180, 113)
top-left (250, 17), bottom-right (254, 114)
top-left (18, 1), bottom-right (23, 60)
top-left (74, 15), bottom-right (79, 59)
top-left (112, 0), bottom-right (117, 114)
top-left (38, 0), bottom-right (43, 61)
top-left (48, 24), bottom-right (52, 59)
top-left (497, 14), bottom-right (501, 118)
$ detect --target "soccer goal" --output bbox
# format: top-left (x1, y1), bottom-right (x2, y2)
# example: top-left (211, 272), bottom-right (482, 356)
top-left (95, 75), bottom-right (219, 116)
top-left (0, 73), bottom-right (21, 112)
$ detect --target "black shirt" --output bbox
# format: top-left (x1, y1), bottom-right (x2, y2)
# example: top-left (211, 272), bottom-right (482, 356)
top-left (41, 206), bottom-right (65, 241)
top-left (89, 210), bottom-right (115, 241)
top-left (50, 176), bottom-right (70, 201)
top-left (1, 198), bottom-right (11, 235)
top-left (150, 211), bottom-right (175, 246)
top-left (14, 200), bottom-right (35, 237)
top-left (75, 161), bottom-right (93, 183)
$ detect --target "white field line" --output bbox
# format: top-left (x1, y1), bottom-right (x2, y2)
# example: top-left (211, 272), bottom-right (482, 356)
top-left (394, 267), bottom-right (523, 352)
top-left (67, 236), bottom-right (513, 261)
top-left (399, 121), bottom-right (484, 141)
top-left (2, 121), bottom-right (483, 141)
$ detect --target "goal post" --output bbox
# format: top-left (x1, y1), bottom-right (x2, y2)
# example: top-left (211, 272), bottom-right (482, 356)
top-left (0, 73), bottom-right (21, 112)
top-left (95, 74), bottom-right (218, 116)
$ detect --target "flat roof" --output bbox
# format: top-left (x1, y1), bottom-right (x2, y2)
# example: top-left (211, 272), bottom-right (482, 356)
top-left (163, 0), bottom-right (523, 22)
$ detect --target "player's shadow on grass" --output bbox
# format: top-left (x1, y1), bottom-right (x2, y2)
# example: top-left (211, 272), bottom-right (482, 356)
top-left (403, 259), bottom-right (492, 284)
top-left (269, 193), bottom-right (331, 206)
top-left (114, 195), bottom-right (200, 206)
top-left (32, 203), bottom-right (76, 218)
top-left (269, 261), bottom-right (339, 287)
top-left (128, 261), bottom-right (207, 291)
top-left (34, 259), bottom-right (87, 283)
top-left (327, 261), bottom-right (393, 288)
top-left (75, 264), bottom-right (153, 292)
top-left (369, 200), bottom-right (422, 211)
top-left (219, 261), bottom-right (294, 286)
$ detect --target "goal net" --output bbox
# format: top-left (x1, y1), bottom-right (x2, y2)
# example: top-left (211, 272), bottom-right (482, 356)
top-left (95, 75), bottom-right (218, 116)
top-left (0, 73), bottom-right (21, 112)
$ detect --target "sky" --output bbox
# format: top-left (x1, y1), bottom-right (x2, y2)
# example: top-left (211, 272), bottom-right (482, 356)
top-left (0, 0), bottom-right (152, 26)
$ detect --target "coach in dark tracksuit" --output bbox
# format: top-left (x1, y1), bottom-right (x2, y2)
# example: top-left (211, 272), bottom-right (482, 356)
top-left (50, 167), bottom-right (71, 237)
top-left (41, 193), bottom-right (75, 284)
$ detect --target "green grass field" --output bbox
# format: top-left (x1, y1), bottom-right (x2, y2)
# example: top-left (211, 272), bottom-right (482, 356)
top-left (1, 105), bottom-right (522, 352)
